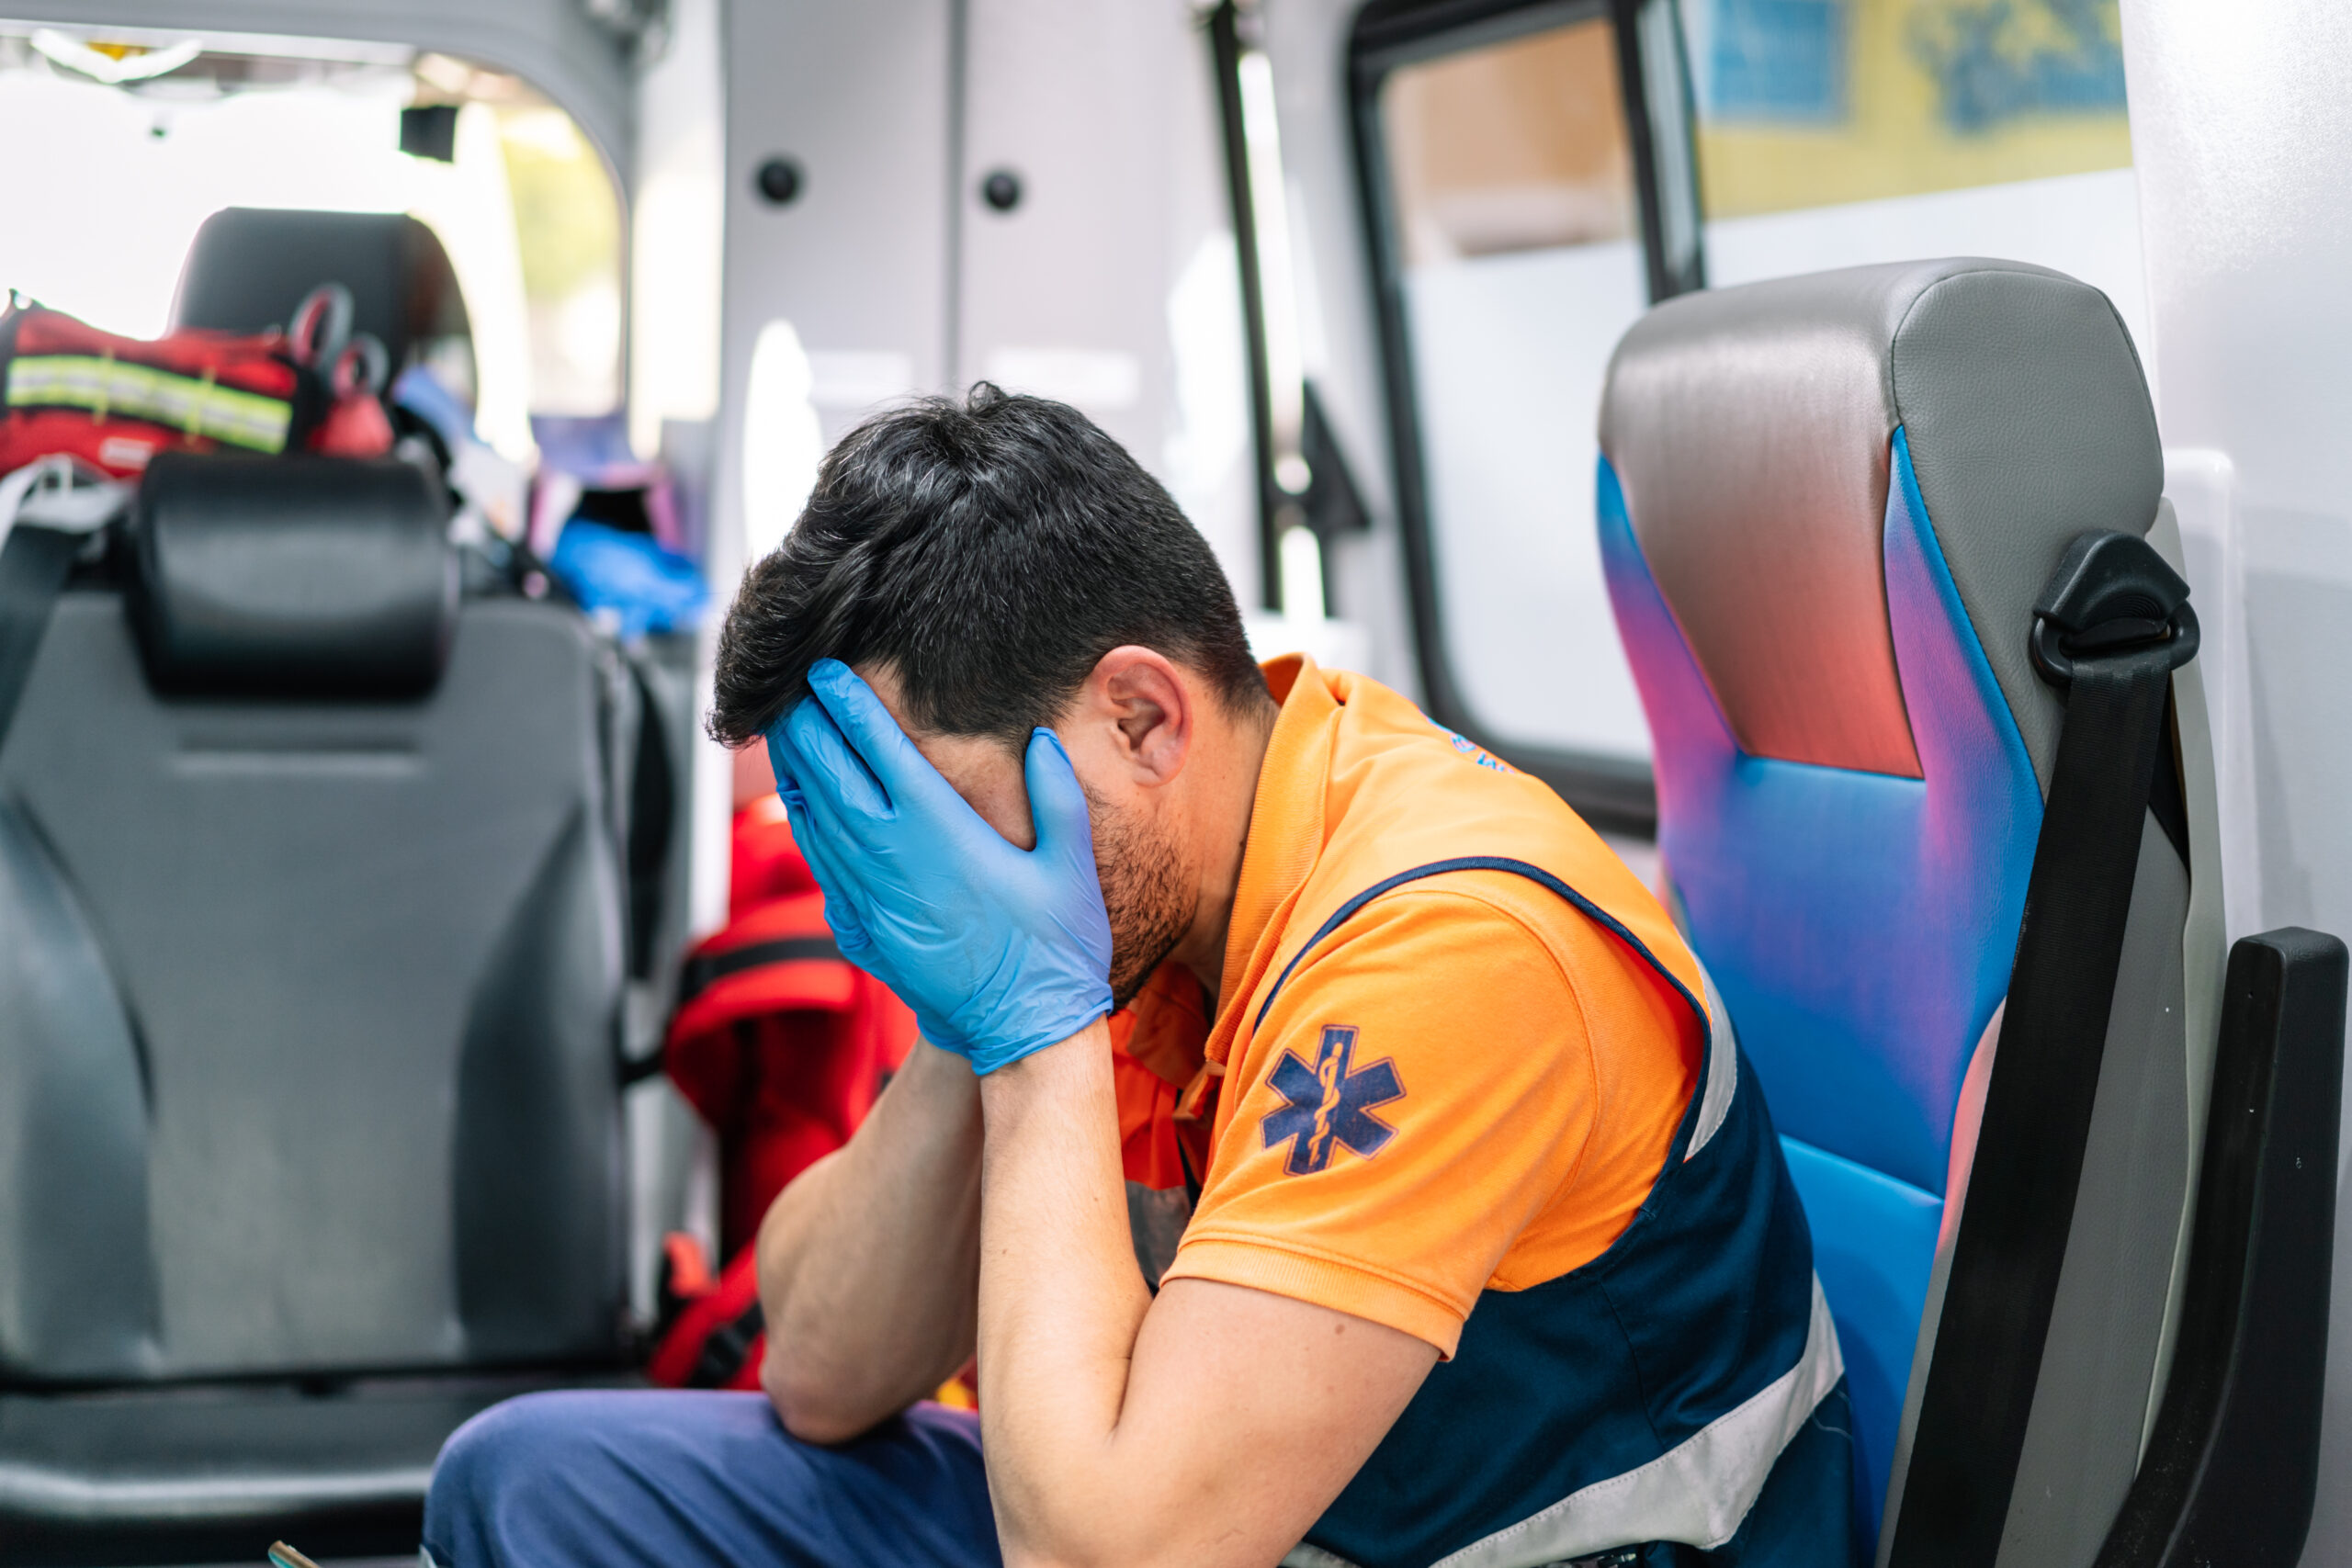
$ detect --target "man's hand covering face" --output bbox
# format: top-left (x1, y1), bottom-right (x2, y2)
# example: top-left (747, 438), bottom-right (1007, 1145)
top-left (765, 659), bottom-right (1114, 1074)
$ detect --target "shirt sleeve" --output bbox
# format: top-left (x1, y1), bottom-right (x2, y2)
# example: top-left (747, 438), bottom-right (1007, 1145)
top-left (1160, 884), bottom-right (1599, 1356)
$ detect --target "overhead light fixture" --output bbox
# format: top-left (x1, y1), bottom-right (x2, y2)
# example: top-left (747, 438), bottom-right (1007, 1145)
top-left (29, 29), bottom-right (202, 85)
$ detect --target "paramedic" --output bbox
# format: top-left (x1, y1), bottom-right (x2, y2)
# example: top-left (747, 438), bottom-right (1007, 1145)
top-left (424, 388), bottom-right (1853, 1568)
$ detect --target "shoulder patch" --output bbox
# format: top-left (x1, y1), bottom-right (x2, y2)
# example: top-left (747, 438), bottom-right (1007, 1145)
top-left (1260, 1024), bottom-right (1406, 1175)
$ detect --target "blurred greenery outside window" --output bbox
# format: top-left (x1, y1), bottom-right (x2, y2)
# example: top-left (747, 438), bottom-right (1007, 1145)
top-left (411, 51), bottom-right (623, 420)
top-left (1680, 0), bottom-right (2132, 217)
top-left (491, 103), bottom-right (623, 417)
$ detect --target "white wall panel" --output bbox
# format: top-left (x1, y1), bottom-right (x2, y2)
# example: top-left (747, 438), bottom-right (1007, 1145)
top-left (956, 0), bottom-right (1257, 607)
top-left (713, 0), bottom-right (954, 591)
top-left (2119, 5), bottom-right (2352, 1559)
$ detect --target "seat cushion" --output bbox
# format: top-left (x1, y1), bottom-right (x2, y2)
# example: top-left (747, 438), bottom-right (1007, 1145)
top-left (0, 1374), bottom-right (635, 1566)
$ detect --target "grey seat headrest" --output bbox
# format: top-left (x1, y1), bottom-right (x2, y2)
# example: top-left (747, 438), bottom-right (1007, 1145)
top-left (1598, 257), bottom-right (2161, 784)
top-left (130, 452), bottom-right (457, 698)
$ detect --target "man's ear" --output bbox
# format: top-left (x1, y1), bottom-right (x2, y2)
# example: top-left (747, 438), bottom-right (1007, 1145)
top-left (1076, 646), bottom-right (1193, 787)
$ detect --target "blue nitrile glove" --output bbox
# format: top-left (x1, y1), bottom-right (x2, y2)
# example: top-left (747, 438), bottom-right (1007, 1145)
top-left (763, 659), bottom-right (1113, 1073)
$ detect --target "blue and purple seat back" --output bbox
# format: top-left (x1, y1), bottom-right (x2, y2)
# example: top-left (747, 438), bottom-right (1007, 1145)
top-left (1596, 259), bottom-right (2219, 1558)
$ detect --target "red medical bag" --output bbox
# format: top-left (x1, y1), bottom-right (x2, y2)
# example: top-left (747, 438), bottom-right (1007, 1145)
top-left (648, 794), bottom-right (918, 1389)
top-left (0, 291), bottom-right (392, 478)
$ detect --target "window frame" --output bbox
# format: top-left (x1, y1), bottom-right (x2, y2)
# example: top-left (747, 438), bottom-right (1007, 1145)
top-left (1347, 0), bottom-right (1705, 829)
top-left (1206, 0), bottom-right (1287, 614)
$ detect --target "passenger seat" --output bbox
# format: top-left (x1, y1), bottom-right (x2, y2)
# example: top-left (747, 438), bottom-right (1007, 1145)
top-left (0, 453), bottom-right (638, 1564)
top-left (1599, 258), bottom-right (2342, 1565)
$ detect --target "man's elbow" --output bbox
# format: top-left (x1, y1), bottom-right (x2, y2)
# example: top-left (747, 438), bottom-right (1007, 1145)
top-left (995, 1538), bottom-right (1112, 1568)
top-left (997, 1535), bottom-right (1191, 1568)
top-left (993, 1496), bottom-right (1191, 1568)
top-left (761, 1349), bottom-right (892, 1447)
top-left (997, 1541), bottom-right (1152, 1568)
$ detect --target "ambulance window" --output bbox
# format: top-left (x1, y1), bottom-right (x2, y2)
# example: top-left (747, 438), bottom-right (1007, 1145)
top-left (1382, 21), bottom-right (1635, 267)
top-left (0, 31), bottom-right (625, 457)
top-left (1681, 0), bottom-right (2143, 337)
top-left (486, 85), bottom-right (623, 419)
top-left (1353, 0), bottom-right (1701, 824)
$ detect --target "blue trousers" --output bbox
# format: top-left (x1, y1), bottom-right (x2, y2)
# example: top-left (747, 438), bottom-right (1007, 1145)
top-left (423, 1391), bottom-right (1001, 1568)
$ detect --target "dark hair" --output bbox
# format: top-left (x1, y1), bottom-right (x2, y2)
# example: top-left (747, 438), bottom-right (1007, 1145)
top-left (709, 386), bottom-right (1271, 748)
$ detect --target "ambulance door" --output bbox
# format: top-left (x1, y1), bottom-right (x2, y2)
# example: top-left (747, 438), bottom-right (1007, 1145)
top-left (712, 0), bottom-right (1253, 596)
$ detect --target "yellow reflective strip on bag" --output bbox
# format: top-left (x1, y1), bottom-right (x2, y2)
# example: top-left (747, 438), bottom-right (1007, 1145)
top-left (6, 355), bottom-right (291, 452)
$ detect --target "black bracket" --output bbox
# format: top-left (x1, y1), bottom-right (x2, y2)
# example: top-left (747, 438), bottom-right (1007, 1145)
top-left (2030, 529), bottom-right (2200, 690)
top-left (2097, 928), bottom-right (2346, 1567)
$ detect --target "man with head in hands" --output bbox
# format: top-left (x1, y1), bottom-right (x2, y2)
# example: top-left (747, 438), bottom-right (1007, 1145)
top-left (423, 388), bottom-right (1852, 1568)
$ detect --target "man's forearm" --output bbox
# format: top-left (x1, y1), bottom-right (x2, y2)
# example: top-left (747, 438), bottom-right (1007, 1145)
top-left (757, 1037), bottom-right (985, 1442)
top-left (977, 1028), bottom-right (1430, 1568)
top-left (976, 1022), bottom-right (1160, 1563)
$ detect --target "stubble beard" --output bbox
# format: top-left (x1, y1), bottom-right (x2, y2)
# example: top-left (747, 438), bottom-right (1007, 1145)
top-left (1089, 788), bottom-right (1194, 1011)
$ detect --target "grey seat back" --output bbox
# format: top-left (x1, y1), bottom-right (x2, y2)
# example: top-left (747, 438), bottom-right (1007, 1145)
top-left (0, 455), bottom-right (628, 1384)
top-left (1596, 258), bottom-right (2225, 1564)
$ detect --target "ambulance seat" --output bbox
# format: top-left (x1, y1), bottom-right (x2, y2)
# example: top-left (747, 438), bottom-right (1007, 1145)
top-left (1597, 259), bottom-right (2218, 1558)
top-left (0, 455), bottom-right (634, 1562)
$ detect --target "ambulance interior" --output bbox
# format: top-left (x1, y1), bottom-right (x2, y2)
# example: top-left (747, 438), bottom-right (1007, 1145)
top-left (0, 1), bottom-right (2346, 1565)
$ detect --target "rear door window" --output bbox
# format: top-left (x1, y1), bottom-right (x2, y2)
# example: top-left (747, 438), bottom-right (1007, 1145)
top-left (1683, 0), bottom-right (2143, 337)
top-left (1358, 0), bottom-right (2136, 824)
top-left (1353, 0), bottom-right (1700, 821)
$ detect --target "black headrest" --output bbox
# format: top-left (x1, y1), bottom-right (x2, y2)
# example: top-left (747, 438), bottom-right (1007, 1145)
top-left (130, 453), bottom-right (456, 697)
top-left (172, 209), bottom-right (474, 389)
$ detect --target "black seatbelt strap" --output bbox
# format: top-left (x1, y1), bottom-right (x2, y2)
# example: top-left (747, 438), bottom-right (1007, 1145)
top-left (0, 459), bottom-right (130, 752)
top-left (1889, 532), bottom-right (2201, 1567)
top-left (624, 653), bottom-right (678, 981)
top-left (686, 1295), bottom-right (765, 1389)
top-left (675, 935), bottom-right (845, 1009)
top-left (0, 522), bottom-right (85, 749)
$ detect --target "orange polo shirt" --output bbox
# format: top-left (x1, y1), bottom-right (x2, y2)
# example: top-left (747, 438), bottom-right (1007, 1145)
top-left (1112, 655), bottom-right (1703, 1356)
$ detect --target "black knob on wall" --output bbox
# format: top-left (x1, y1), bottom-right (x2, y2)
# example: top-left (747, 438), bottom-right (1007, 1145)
top-left (755, 157), bottom-right (803, 207)
top-left (979, 168), bottom-right (1023, 212)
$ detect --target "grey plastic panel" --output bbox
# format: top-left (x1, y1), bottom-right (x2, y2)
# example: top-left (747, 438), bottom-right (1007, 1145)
top-left (0, 593), bottom-right (627, 1382)
top-left (2141, 502), bottom-right (2228, 1455)
top-left (1876, 820), bottom-right (2197, 1568)
top-left (958, 0), bottom-right (1223, 487)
